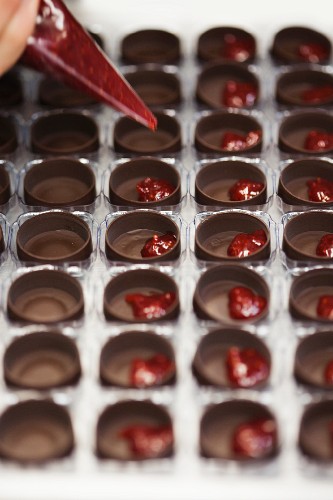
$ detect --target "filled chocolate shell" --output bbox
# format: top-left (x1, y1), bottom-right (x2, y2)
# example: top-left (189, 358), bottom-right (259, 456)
top-left (276, 68), bottom-right (333, 107)
top-left (294, 331), bottom-right (333, 390)
top-left (197, 27), bottom-right (256, 64)
top-left (121, 29), bottom-right (181, 65)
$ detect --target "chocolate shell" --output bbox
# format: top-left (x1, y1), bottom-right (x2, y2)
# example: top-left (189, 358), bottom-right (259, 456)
top-left (197, 27), bottom-right (256, 64)
top-left (271, 26), bottom-right (331, 64)
top-left (125, 69), bottom-right (181, 108)
top-left (294, 331), bottom-right (333, 390)
top-left (276, 68), bottom-right (333, 107)
top-left (0, 115), bottom-right (18, 154)
top-left (38, 77), bottom-right (98, 108)
top-left (0, 72), bottom-right (23, 107)
top-left (299, 400), bottom-right (333, 461)
top-left (121, 29), bottom-right (181, 65)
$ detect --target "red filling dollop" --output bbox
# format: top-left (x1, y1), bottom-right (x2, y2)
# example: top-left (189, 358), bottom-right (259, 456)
top-left (137, 177), bottom-right (175, 202)
top-left (141, 232), bottom-right (177, 258)
top-left (227, 229), bottom-right (267, 258)
top-left (304, 131), bottom-right (333, 151)
top-left (226, 346), bottom-right (269, 388)
top-left (233, 418), bottom-right (277, 458)
top-left (324, 360), bottom-right (333, 384)
top-left (229, 179), bottom-right (264, 201)
top-left (119, 425), bottom-right (173, 458)
top-left (222, 80), bottom-right (257, 108)
top-left (125, 292), bottom-right (176, 319)
top-left (228, 286), bottom-right (267, 320)
top-left (307, 177), bottom-right (333, 203)
top-left (298, 43), bottom-right (329, 63)
top-left (317, 295), bottom-right (333, 319)
top-left (316, 234), bottom-right (333, 257)
top-left (302, 86), bottom-right (333, 104)
top-left (222, 34), bottom-right (255, 62)
top-left (130, 354), bottom-right (175, 387)
top-left (221, 130), bottom-right (261, 151)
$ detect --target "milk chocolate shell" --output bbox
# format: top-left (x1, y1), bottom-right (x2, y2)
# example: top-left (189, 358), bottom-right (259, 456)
top-left (0, 163), bottom-right (11, 206)
top-left (0, 400), bottom-right (74, 464)
top-left (113, 112), bottom-right (181, 155)
top-left (193, 328), bottom-right (271, 388)
top-left (100, 331), bottom-right (176, 387)
top-left (7, 269), bottom-right (84, 324)
top-left (121, 29), bottom-right (181, 65)
top-left (23, 158), bottom-right (96, 207)
top-left (96, 400), bottom-right (174, 460)
top-left (0, 115), bottom-right (18, 154)
top-left (197, 27), bottom-right (256, 64)
top-left (195, 212), bottom-right (270, 262)
top-left (195, 160), bottom-right (267, 207)
top-left (4, 331), bottom-right (81, 390)
top-left (30, 112), bottom-right (99, 155)
top-left (299, 400), bottom-right (333, 461)
top-left (196, 62), bottom-right (259, 109)
top-left (16, 211), bottom-right (93, 264)
top-left (38, 77), bottom-right (97, 108)
top-left (278, 158), bottom-right (333, 207)
top-left (105, 211), bottom-right (180, 263)
top-left (125, 69), bottom-right (182, 108)
top-left (271, 27), bottom-right (331, 65)
top-left (195, 112), bottom-right (262, 155)
top-left (0, 72), bottom-right (23, 107)
top-left (276, 68), bottom-right (333, 107)
top-left (193, 265), bottom-right (269, 325)
top-left (200, 399), bottom-right (278, 460)
top-left (103, 269), bottom-right (180, 323)
top-left (294, 331), bottom-right (333, 390)
top-left (109, 157), bottom-right (181, 207)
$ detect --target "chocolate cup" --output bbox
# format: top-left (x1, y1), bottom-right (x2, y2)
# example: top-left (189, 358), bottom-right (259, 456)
top-left (299, 400), bottom-right (333, 461)
top-left (24, 158), bottom-right (96, 207)
top-left (105, 211), bottom-right (181, 263)
top-left (0, 400), bottom-right (74, 464)
top-left (125, 69), bottom-right (182, 108)
top-left (294, 331), bottom-right (333, 390)
top-left (121, 29), bottom-right (181, 65)
top-left (194, 112), bottom-right (262, 155)
top-left (96, 400), bottom-right (173, 460)
top-left (195, 212), bottom-right (270, 262)
top-left (278, 158), bottom-right (333, 207)
top-left (100, 331), bottom-right (176, 387)
top-left (278, 111), bottom-right (333, 155)
top-left (38, 77), bottom-right (97, 108)
top-left (193, 328), bottom-right (271, 388)
top-left (7, 269), bottom-right (84, 324)
top-left (0, 115), bottom-right (18, 154)
top-left (195, 160), bottom-right (267, 207)
top-left (0, 164), bottom-right (10, 207)
top-left (109, 157), bottom-right (181, 207)
top-left (196, 62), bottom-right (259, 110)
top-left (276, 68), bottom-right (333, 107)
top-left (4, 331), bottom-right (81, 390)
top-left (271, 27), bottom-right (331, 65)
top-left (193, 265), bottom-right (269, 325)
top-left (197, 27), bottom-right (256, 64)
top-left (16, 212), bottom-right (93, 264)
top-left (283, 211), bottom-right (333, 262)
top-left (30, 112), bottom-right (99, 155)
top-left (200, 399), bottom-right (278, 460)
top-left (113, 112), bottom-right (181, 155)
top-left (103, 269), bottom-right (180, 323)
top-left (289, 268), bottom-right (333, 322)
top-left (0, 72), bottom-right (23, 107)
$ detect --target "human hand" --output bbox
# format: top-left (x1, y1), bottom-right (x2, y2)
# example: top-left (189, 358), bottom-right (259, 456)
top-left (0, 0), bottom-right (39, 76)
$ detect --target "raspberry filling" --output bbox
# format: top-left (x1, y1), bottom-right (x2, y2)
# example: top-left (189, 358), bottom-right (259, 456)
top-left (304, 131), bottom-right (333, 152)
top-left (125, 292), bottom-right (176, 319)
top-left (227, 229), bottom-right (267, 258)
top-left (130, 354), bottom-right (175, 387)
top-left (222, 80), bottom-right (257, 108)
top-left (136, 177), bottom-right (175, 202)
top-left (316, 234), bottom-right (333, 257)
top-left (317, 295), bottom-right (333, 319)
top-left (119, 425), bottom-right (173, 458)
top-left (233, 418), bottom-right (277, 458)
top-left (298, 43), bottom-right (329, 63)
top-left (302, 86), bottom-right (333, 104)
top-left (307, 178), bottom-right (333, 203)
top-left (222, 34), bottom-right (255, 62)
top-left (141, 232), bottom-right (177, 258)
top-left (221, 130), bottom-right (261, 151)
top-left (226, 346), bottom-right (269, 387)
top-left (228, 286), bottom-right (267, 320)
top-left (324, 360), bottom-right (333, 384)
top-left (229, 179), bottom-right (264, 201)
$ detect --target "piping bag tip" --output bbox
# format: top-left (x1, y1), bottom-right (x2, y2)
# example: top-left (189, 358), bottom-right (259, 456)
top-left (21, 0), bottom-right (157, 130)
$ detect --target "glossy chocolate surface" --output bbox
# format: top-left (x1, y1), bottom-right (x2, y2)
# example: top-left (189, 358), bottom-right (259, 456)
top-left (299, 400), bottom-right (333, 461)
top-left (121, 29), bottom-right (181, 65)
top-left (197, 27), bottom-right (256, 63)
top-left (271, 26), bottom-right (331, 64)
top-left (294, 331), bottom-right (333, 389)
top-left (276, 68), bottom-right (333, 107)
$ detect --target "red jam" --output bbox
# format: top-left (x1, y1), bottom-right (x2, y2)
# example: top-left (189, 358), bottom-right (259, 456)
top-left (228, 179), bottom-right (264, 202)
top-left (302, 86), bottom-right (333, 104)
top-left (307, 178), bottom-right (333, 203)
top-left (233, 418), bottom-right (277, 458)
top-left (298, 43), bottom-right (329, 63)
top-left (119, 425), bottom-right (173, 458)
top-left (304, 131), bottom-right (333, 151)
top-left (316, 234), bottom-right (333, 257)
top-left (130, 354), bottom-right (175, 387)
top-left (317, 295), bottom-right (333, 319)
top-left (221, 130), bottom-right (261, 151)
top-left (137, 178), bottom-right (176, 202)
top-left (125, 292), bottom-right (176, 319)
top-left (222, 34), bottom-right (255, 62)
top-left (141, 232), bottom-right (177, 258)
top-left (226, 347), bottom-right (269, 388)
top-left (21, 0), bottom-right (156, 130)
top-left (227, 229), bottom-right (267, 258)
top-left (228, 286), bottom-right (267, 320)
top-left (222, 80), bottom-right (257, 108)
top-left (324, 360), bottom-right (333, 384)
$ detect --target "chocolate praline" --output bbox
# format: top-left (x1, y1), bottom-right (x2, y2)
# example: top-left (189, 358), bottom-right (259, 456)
top-left (299, 400), bottom-right (333, 461)
top-left (38, 77), bottom-right (98, 108)
top-left (197, 27), bottom-right (256, 64)
top-left (121, 29), bottom-right (181, 65)
top-left (294, 331), bottom-right (333, 390)
top-left (276, 68), bottom-right (333, 107)
top-left (124, 69), bottom-right (182, 108)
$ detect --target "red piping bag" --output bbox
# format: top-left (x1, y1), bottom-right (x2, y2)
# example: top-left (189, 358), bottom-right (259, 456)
top-left (21, 0), bottom-right (157, 130)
